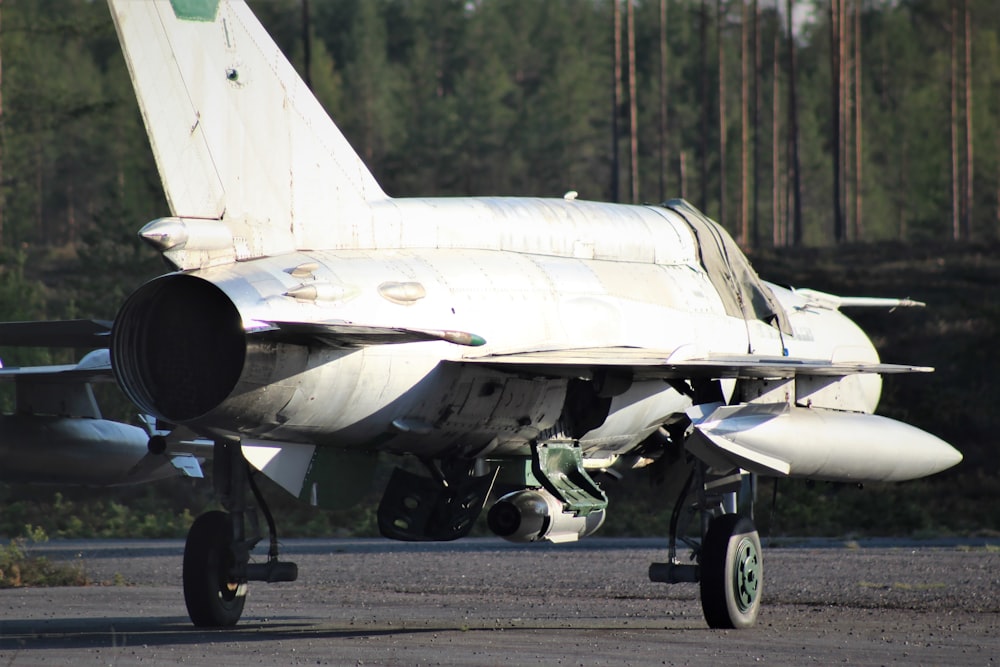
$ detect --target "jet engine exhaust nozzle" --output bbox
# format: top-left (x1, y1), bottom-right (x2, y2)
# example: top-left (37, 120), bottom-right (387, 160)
top-left (111, 274), bottom-right (246, 424)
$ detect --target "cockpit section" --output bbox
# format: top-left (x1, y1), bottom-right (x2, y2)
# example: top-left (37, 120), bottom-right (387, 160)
top-left (660, 199), bottom-right (792, 336)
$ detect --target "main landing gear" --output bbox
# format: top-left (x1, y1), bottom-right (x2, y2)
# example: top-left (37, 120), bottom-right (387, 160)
top-left (700, 513), bottom-right (762, 628)
top-left (649, 464), bottom-right (763, 629)
top-left (183, 440), bottom-right (298, 627)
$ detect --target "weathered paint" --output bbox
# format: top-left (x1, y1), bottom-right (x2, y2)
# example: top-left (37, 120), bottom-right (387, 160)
top-left (104, 0), bottom-right (960, 506)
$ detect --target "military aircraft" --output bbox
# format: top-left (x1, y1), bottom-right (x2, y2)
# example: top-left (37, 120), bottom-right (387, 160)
top-left (0, 338), bottom-right (205, 486)
top-left (0, 0), bottom-right (961, 630)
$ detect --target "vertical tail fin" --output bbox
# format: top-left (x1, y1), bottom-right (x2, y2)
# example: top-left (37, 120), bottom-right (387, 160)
top-left (108, 0), bottom-right (386, 265)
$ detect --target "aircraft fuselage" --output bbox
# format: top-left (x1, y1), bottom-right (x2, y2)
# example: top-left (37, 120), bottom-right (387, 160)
top-left (112, 198), bottom-right (881, 465)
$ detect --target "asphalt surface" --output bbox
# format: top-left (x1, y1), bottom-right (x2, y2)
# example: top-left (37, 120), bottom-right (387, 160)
top-left (1, 537), bottom-right (998, 666)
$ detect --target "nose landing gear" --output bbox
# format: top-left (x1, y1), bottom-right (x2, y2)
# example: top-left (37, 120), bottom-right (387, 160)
top-left (182, 440), bottom-right (298, 627)
top-left (183, 510), bottom-right (247, 627)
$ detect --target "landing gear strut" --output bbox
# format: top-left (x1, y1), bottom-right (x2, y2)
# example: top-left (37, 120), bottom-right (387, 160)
top-left (182, 440), bottom-right (297, 627)
top-left (649, 463), bottom-right (763, 629)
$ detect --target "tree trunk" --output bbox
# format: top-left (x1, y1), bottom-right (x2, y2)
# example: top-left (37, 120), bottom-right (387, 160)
top-left (853, 0), bottom-right (863, 240)
top-left (899, 134), bottom-right (909, 241)
top-left (0, 0), bottom-right (4, 248)
top-left (699, 0), bottom-right (710, 211)
top-left (66, 182), bottom-right (75, 245)
top-left (752, 0), bottom-right (761, 247)
top-left (680, 150), bottom-right (688, 200)
top-left (718, 0), bottom-right (727, 226)
top-left (301, 0), bottom-right (312, 90)
top-left (34, 140), bottom-right (43, 243)
top-left (611, 0), bottom-right (621, 203)
top-left (963, 0), bottom-right (973, 239)
top-left (658, 0), bottom-right (669, 202)
top-left (950, 3), bottom-right (960, 240)
top-left (627, 0), bottom-right (639, 204)
top-left (842, 0), bottom-right (851, 240)
top-left (787, 0), bottom-right (803, 245)
top-left (773, 5), bottom-right (782, 247)
top-left (829, 0), bottom-right (845, 243)
top-left (740, 0), bottom-right (750, 246)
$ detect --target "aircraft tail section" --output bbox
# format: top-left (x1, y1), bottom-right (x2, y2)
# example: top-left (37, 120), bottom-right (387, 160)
top-left (108, 0), bottom-right (386, 268)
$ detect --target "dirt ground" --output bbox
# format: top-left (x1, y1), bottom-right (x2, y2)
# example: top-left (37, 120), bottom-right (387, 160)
top-left (1, 537), bottom-right (998, 666)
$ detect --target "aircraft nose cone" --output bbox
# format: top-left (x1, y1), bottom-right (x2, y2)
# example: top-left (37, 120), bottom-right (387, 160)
top-left (940, 442), bottom-right (964, 470)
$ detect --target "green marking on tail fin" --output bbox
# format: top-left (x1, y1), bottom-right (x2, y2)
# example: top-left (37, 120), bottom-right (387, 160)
top-left (170, 0), bottom-right (219, 22)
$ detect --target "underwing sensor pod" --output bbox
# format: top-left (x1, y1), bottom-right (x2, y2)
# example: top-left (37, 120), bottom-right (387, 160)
top-left (488, 489), bottom-right (606, 543)
top-left (0, 0), bottom-right (961, 633)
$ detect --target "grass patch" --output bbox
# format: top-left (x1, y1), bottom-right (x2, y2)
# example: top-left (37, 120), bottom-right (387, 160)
top-left (956, 544), bottom-right (1000, 553)
top-left (0, 525), bottom-right (88, 588)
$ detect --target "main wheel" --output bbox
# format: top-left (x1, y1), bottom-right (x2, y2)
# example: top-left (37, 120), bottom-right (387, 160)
top-left (183, 510), bottom-right (247, 627)
top-left (699, 513), bottom-right (762, 629)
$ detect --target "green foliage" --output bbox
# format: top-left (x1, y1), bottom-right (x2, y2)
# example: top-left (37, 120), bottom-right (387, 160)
top-left (0, 248), bottom-right (47, 321)
top-left (0, 249), bottom-right (53, 410)
top-left (600, 470), bottom-right (999, 541)
top-left (0, 476), bottom-right (384, 541)
top-left (0, 1), bottom-right (996, 541)
top-left (0, 525), bottom-right (88, 588)
top-left (0, 486), bottom-right (204, 539)
top-left (0, 0), bottom-right (996, 251)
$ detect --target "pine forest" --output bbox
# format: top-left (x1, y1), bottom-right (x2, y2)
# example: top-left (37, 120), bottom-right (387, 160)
top-left (1, 0), bottom-right (999, 539)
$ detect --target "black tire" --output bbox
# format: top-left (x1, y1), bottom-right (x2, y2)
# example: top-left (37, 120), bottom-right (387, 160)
top-left (183, 510), bottom-right (247, 627)
top-left (699, 513), bottom-right (762, 629)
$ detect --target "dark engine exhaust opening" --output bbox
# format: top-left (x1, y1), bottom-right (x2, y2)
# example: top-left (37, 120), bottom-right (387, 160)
top-left (112, 274), bottom-right (246, 423)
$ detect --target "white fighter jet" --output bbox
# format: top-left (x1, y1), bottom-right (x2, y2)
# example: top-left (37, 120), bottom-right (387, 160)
top-left (0, 0), bottom-right (961, 629)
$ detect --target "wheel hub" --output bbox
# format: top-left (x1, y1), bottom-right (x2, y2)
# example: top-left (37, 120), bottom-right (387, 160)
top-left (732, 536), bottom-right (761, 612)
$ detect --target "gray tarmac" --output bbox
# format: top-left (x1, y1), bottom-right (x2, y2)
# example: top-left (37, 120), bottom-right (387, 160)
top-left (1, 537), bottom-right (999, 666)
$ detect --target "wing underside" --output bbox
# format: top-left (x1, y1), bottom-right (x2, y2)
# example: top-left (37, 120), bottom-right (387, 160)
top-left (0, 318), bottom-right (929, 380)
top-left (455, 346), bottom-right (931, 380)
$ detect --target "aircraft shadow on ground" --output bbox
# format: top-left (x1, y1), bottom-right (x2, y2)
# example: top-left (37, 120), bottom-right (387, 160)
top-left (0, 614), bottom-right (703, 651)
top-left (0, 616), bottom-right (439, 651)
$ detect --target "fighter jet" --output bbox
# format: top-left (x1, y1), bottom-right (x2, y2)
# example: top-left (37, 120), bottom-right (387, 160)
top-left (0, 338), bottom-right (205, 486)
top-left (0, 0), bottom-right (961, 629)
